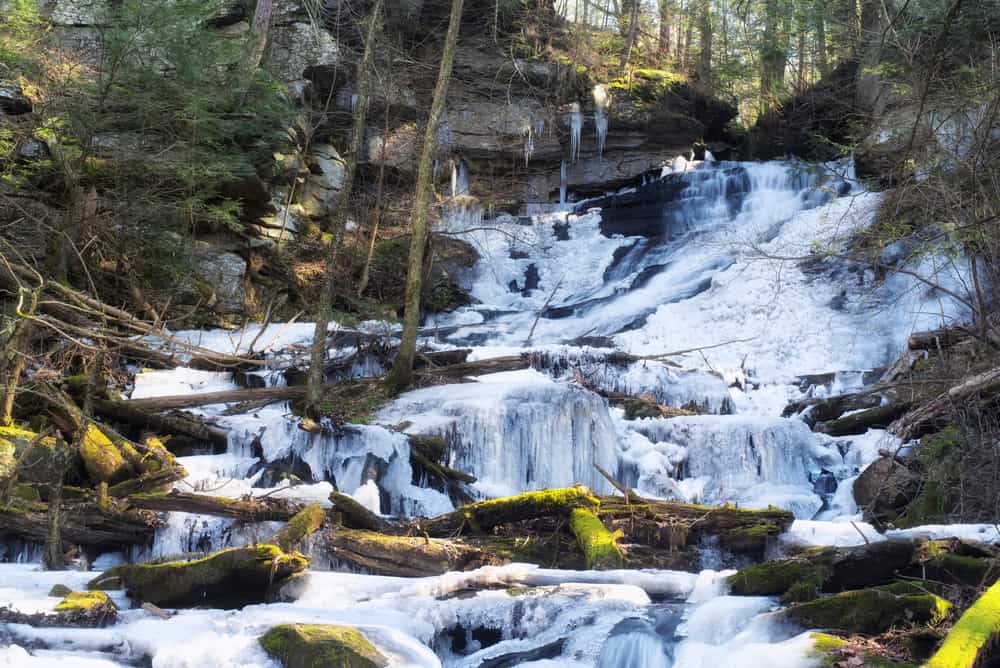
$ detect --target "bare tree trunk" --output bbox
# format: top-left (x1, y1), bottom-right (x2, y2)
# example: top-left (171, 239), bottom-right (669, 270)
top-left (658, 0), bottom-right (672, 58)
top-left (43, 460), bottom-right (66, 571)
top-left (683, 10), bottom-right (694, 70)
top-left (621, 0), bottom-right (640, 70)
top-left (697, 0), bottom-right (713, 89)
top-left (815, 0), bottom-right (828, 78)
top-left (797, 24), bottom-right (807, 91)
top-left (389, 0), bottom-right (465, 391)
top-left (247, 0), bottom-right (277, 72)
top-left (306, 0), bottom-right (384, 410)
top-left (0, 287), bottom-right (39, 426)
top-left (358, 75), bottom-right (393, 297)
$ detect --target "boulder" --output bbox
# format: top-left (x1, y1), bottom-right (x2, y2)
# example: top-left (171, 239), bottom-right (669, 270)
top-left (53, 590), bottom-right (118, 626)
top-left (0, 81), bottom-right (32, 115)
top-left (259, 624), bottom-right (388, 668)
top-left (191, 244), bottom-right (247, 314)
top-left (291, 143), bottom-right (346, 219)
top-left (88, 545), bottom-right (308, 608)
top-left (266, 21), bottom-right (341, 85)
top-left (0, 425), bottom-right (84, 485)
top-left (853, 457), bottom-right (920, 526)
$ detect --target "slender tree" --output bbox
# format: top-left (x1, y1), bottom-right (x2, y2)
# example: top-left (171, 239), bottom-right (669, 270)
top-left (814, 0), bottom-right (829, 77)
top-left (306, 0), bottom-right (385, 409)
top-left (658, 0), bottom-right (673, 58)
top-left (697, 0), bottom-right (713, 88)
top-left (389, 0), bottom-right (465, 391)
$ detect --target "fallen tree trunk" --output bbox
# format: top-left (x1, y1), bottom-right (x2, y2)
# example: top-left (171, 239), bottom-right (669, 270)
top-left (329, 491), bottom-right (395, 533)
top-left (569, 508), bottom-right (622, 569)
top-left (0, 590), bottom-right (117, 628)
top-left (115, 385), bottom-right (307, 411)
top-left (414, 355), bottom-right (530, 382)
top-left (325, 527), bottom-right (499, 577)
top-left (420, 487), bottom-right (600, 537)
top-left (908, 326), bottom-right (970, 351)
top-left (0, 501), bottom-right (161, 548)
top-left (127, 490), bottom-right (301, 521)
top-left (106, 467), bottom-right (188, 497)
top-left (925, 578), bottom-right (1000, 668)
top-left (815, 401), bottom-right (913, 436)
top-left (92, 400), bottom-right (229, 450)
top-left (891, 366), bottom-right (1000, 440)
top-left (268, 503), bottom-right (326, 551)
top-left (88, 544), bottom-right (308, 608)
top-left (781, 391), bottom-right (883, 426)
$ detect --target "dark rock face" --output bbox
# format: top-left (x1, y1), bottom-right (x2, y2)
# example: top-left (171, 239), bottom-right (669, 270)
top-left (748, 61), bottom-right (861, 161)
top-left (0, 81), bottom-right (32, 115)
top-left (853, 457), bottom-right (920, 526)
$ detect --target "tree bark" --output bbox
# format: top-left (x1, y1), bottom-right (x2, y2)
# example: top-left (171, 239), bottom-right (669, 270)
top-left (0, 287), bottom-right (38, 425)
top-left (621, 0), bottom-right (640, 70)
top-left (389, 0), bottom-right (465, 390)
top-left (128, 490), bottom-right (301, 521)
top-left (815, 1), bottom-right (828, 77)
top-left (658, 0), bottom-right (672, 58)
top-left (325, 527), bottom-right (499, 577)
top-left (307, 0), bottom-right (385, 410)
top-left (697, 0), bottom-right (713, 89)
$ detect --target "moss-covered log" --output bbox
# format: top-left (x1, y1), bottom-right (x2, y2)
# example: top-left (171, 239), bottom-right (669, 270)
top-left (325, 527), bottom-right (500, 577)
top-left (128, 490), bottom-right (301, 521)
top-left (87, 544), bottom-right (308, 608)
top-left (0, 499), bottom-right (161, 548)
top-left (925, 578), bottom-right (1000, 668)
top-left (569, 508), bottom-right (622, 569)
top-left (420, 487), bottom-right (600, 537)
top-left (260, 624), bottom-right (388, 668)
top-left (329, 491), bottom-right (394, 533)
top-left (728, 541), bottom-right (919, 602)
top-left (268, 503), bottom-right (326, 551)
top-left (783, 586), bottom-right (951, 633)
top-left (599, 497), bottom-right (794, 557)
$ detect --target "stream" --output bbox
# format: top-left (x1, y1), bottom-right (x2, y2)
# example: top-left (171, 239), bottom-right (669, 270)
top-left (2, 157), bottom-right (994, 668)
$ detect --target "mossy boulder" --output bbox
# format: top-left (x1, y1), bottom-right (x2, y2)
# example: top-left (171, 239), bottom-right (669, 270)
top-left (926, 578), bottom-right (1000, 668)
top-left (728, 557), bottom-right (828, 603)
top-left (0, 435), bottom-right (15, 479)
top-left (260, 624), bottom-right (388, 668)
top-left (783, 587), bottom-right (951, 634)
top-left (0, 425), bottom-right (83, 485)
top-left (52, 590), bottom-right (118, 626)
top-left (808, 632), bottom-right (848, 666)
top-left (853, 457), bottom-right (920, 527)
top-left (569, 508), bottom-right (622, 569)
top-left (87, 544), bottom-right (308, 608)
top-left (48, 584), bottom-right (73, 598)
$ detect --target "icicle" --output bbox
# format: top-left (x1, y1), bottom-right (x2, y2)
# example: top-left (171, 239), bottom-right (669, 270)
top-left (705, 149), bottom-right (716, 163)
top-left (559, 159), bottom-right (568, 204)
top-left (524, 126), bottom-right (535, 166)
top-left (593, 84), bottom-right (610, 160)
top-left (566, 103), bottom-right (583, 163)
top-left (350, 93), bottom-right (358, 113)
top-left (451, 159), bottom-right (470, 197)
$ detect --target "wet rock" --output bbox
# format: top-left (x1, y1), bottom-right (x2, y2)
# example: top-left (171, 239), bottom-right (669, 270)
top-left (259, 624), bottom-right (388, 668)
top-left (191, 244), bottom-right (247, 314)
top-left (783, 585), bottom-right (950, 634)
top-left (0, 81), bottom-right (32, 115)
top-left (853, 457), bottom-right (920, 526)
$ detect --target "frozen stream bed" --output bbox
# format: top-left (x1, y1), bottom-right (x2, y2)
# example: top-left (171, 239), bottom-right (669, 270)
top-left (1, 158), bottom-right (985, 667)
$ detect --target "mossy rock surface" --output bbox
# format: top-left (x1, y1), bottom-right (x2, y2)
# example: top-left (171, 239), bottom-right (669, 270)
top-left (259, 624), bottom-right (388, 668)
top-left (52, 589), bottom-right (118, 626)
top-left (728, 557), bottom-right (827, 602)
top-left (0, 425), bottom-right (83, 484)
top-left (269, 503), bottom-right (326, 551)
top-left (87, 544), bottom-right (308, 608)
top-left (784, 587), bottom-right (950, 634)
top-left (55, 590), bottom-right (117, 614)
top-left (925, 578), bottom-right (1000, 668)
top-left (808, 632), bottom-right (848, 666)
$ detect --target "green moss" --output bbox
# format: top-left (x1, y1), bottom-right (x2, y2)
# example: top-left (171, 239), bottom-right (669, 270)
top-left (0, 436), bottom-right (15, 480)
top-left (259, 624), bottom-right (388, 668)
top-left (785, 588), bottom-right (951, 633)
top-left (926, 579), bottom-right (1000, 668)
top-left (48, 584), bottom-right (73, 598)
top-left (79, 423), bottom-right (131, 484)
top-left (0, 425), bottom-right (77, 484)
top-left (269, 503), bottom-right (326, 551)
top-left (922, 427), bottom-right (964, 462)
top-left (808, 633), bottom-right (847, 666)
top-left (569, 508), bottom-right (622, 569)
top-left (88, 544), bottom-right (308, 608)
top-left (922, 553), bottom-right (999, 587)
top-left (54, 590), bottom-right (116, 613)
top-left (728, 558), bottom-right (827, 602)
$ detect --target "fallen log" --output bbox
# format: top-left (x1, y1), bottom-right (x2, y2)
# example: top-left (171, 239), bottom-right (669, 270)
top-left (414, 355), bottom-right (530, 382)
top-left (92, 399), bottom-right (229, 450)
top-left (420, 487), bottom-right (600, 537)
top-left (569, 508), bottom-right (622, 569)
top-left (325, 527), bottom-right (500, 577)
top-left (106, 466), bottom-right (187, 497)
top-left (891, 366), bottom-right (1000, 440)
top-left (115, 385), bottom-right (307, 411)
top-left (329, 491), bottom-right (395, 533)
top-left (127, 490), bottom-right (301, 521)
top-left (268, 503), bottom-right (326, 551)
top-left (0, 500), bottom-right (161, 548)
top-left (781, 391), bottom-right (883, 426)
top-left (815, 401), bottom-right (913, 436)
top-left (925, 578), bottom-right (1000, 668)
top-left (88, 544), bottom-right (309, 608)
top-left (908, 326), bottom-right (970, 351)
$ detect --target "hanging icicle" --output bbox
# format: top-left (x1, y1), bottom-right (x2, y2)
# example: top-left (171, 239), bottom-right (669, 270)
top-left (559, 159), bottom-right (568, 204)
top-left (566, 103), bottom-right (583, 163)
top-left (592, 84), bottom-right (610, 160)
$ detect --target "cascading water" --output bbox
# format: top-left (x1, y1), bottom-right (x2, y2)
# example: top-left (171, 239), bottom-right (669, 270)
top-left (2, 158), bottom-right (988, 668)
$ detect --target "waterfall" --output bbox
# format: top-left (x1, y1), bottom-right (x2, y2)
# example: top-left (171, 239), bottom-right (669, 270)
top-left (597, 619), bottom-right (671, 668)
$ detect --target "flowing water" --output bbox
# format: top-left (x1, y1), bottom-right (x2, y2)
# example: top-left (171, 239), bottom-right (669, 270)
top-left (1, 158), bottom-right (992, 667)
